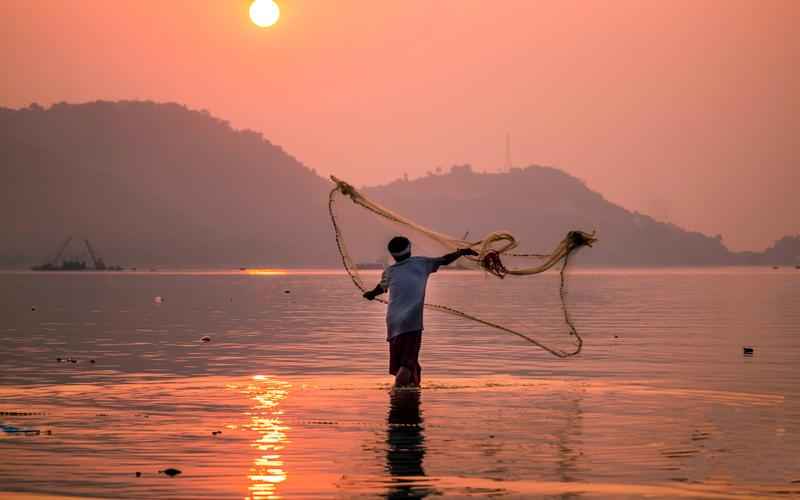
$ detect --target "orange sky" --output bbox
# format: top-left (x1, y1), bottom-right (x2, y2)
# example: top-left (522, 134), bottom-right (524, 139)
top-left (2, 0), bottom-right (797, 251)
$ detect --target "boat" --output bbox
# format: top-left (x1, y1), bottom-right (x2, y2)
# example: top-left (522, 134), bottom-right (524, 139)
top-left (32, 259), bottom-right (87, 271)
top-left (32, 236), bottom-right (124, 271)
top-left (357, 261), bottom-right (386, 270)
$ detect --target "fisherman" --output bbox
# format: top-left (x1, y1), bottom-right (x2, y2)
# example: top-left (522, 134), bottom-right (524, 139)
top-left (363, 236), bottom-right (478, 387)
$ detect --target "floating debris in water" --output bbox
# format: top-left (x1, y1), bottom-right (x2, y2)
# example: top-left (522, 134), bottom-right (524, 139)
top-left (284, 290), bottom-right (291, 294)
top-left (2, 424), bottom-right (41, 435)
top-left (135, 472), bottom-right (141, 477)
top-left (153, 296), bottom-right (164, 304)
top-left (31, 307), bottom-right (36, 311)
top-left (211, 430), bottom-right (222, 436)
top-left (90, 359), bottom-right (95, 364)
top-left (201, 336), bottom-right (211, 343)
top-left (159, 468), bottom-right (182, 477)
top-left (743, 346), bottom-right (754, 356)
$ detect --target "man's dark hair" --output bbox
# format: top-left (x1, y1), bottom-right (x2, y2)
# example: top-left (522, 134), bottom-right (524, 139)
top-left (388, 236), bottom-right (411, 254)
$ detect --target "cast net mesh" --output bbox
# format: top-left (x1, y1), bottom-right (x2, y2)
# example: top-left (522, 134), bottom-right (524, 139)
top-left (328, 176), bottom-right (597, 358)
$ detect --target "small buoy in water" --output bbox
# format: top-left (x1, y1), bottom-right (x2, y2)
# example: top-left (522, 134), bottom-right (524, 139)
top-left (135, 471), bottom-right (142, 477)
top-left (31, 307), bottom-right (36, 312)
top-left (284, 290), bottom-right (290, 294)
top-left (212, 430), bottom-right (222, 436)
top-left (56, 357), bottom-right (63, 363)
top-left (201, 336), bottom-right (211, 343)
top-left (743, 346), bottom-right (754, 356)
top-left (159, 468), bottom-right (182, 477)
top-left (614, 335), bottom-right (619, 339)
top-left (153, 296), bottom-right (164, 304)
top-left (90, 359), bottom-right (95, 364)
top-left (772, 266), bottom-right (779, 270)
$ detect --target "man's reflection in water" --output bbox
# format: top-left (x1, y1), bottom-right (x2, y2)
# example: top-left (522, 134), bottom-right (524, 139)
top-left (556, 390), bottom-right (584, 500)
top-left (385, 388), bottom-right (430, 499)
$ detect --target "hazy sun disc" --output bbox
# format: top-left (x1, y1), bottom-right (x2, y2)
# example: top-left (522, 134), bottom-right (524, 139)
top-left (250, 0), bottom-right (280, 28)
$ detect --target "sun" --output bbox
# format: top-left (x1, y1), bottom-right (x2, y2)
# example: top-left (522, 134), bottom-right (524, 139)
top-left (249, 0), bottom-right (280, 28)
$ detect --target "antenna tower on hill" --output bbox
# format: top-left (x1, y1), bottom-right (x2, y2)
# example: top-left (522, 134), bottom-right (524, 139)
top-left (505, 132), bottom-right (513, 170)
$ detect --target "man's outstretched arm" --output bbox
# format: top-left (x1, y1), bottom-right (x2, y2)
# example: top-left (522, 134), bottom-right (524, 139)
top-left (363, 284), bottom-right (386, 300)
top-left (439, 247), bottom-right (478, 266)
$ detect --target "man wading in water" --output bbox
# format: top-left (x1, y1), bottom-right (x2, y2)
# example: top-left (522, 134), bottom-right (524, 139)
top-left (363, 236), bottom-right (478, 387)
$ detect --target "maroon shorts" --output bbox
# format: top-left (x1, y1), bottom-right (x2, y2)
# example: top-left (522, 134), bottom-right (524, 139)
top-left (389, 330), bottom-right (422, 375)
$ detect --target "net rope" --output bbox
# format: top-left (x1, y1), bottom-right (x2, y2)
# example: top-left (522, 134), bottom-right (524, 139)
top-left (328, 176), bottom-right (597, 358)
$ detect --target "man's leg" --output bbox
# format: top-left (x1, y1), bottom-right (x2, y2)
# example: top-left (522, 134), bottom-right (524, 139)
top-left (390, 331), bottom-right (422, 388)
top-left (390, 335), bottom-right (413, 387)
top-left (412, 331), bottom-right (422, 386)
top-left (399, 331), bottom-right (422, 387)
top-left (395, 366), bottom-right (414, 387)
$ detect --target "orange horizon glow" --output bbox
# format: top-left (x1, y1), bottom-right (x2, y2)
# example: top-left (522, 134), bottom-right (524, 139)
top-left (245, 268), bottom-right (289, 276)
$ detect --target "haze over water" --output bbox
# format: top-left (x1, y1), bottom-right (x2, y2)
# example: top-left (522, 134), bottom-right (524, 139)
top-left (1, 268), bottom-right (798, 499)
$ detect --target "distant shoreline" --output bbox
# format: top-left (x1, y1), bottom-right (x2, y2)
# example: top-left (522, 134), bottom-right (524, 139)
top-left (0, 265), bottom-right (796, 275)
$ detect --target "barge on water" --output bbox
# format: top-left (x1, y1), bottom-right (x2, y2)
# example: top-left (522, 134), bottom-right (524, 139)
top-left (31, 236), bottom-right (123, 271)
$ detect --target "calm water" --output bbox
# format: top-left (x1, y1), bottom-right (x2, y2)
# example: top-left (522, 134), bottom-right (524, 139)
top-left (0, 268), bottom-right (798, 499)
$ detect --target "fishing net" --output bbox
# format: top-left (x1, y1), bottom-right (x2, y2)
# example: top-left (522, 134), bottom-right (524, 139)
top-left (328, 176), bottom-right (597, 358)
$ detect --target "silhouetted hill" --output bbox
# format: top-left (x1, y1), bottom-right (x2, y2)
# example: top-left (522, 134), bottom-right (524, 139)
top-left (737, 235), bottom-right (800, 266)
top-left (1, 101), bottom-right (331, 266)
top-left (363, 165), bottom-right (734, 266)
top-left (1, 101), bottom-right (794, 267)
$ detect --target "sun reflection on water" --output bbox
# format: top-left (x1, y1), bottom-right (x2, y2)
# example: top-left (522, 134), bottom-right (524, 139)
top-left (244, 268), bottom-right (289, 276)
top-left (244, 375), bottom-right (291, 500)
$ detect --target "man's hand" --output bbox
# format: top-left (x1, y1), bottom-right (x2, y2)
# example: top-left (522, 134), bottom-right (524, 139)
top-left (439, 247), bottom-right (479, 266)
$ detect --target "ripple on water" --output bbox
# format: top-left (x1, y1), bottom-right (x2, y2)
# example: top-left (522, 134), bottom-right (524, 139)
top-left (0, 270), bottom-right (798, 498)
top-left (0, 375), bottom-right (796, 498)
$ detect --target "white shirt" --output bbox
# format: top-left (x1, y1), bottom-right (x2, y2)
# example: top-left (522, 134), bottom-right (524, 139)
top-left (380, 256), bottom-right (444, 340)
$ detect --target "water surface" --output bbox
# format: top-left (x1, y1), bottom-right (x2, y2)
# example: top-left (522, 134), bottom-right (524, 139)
top-left (1, 268), bottom-right (798, 498)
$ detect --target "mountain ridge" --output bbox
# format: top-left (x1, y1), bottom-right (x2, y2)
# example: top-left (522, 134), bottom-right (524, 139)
top-left (1, 101), bottom-right (797, 268)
